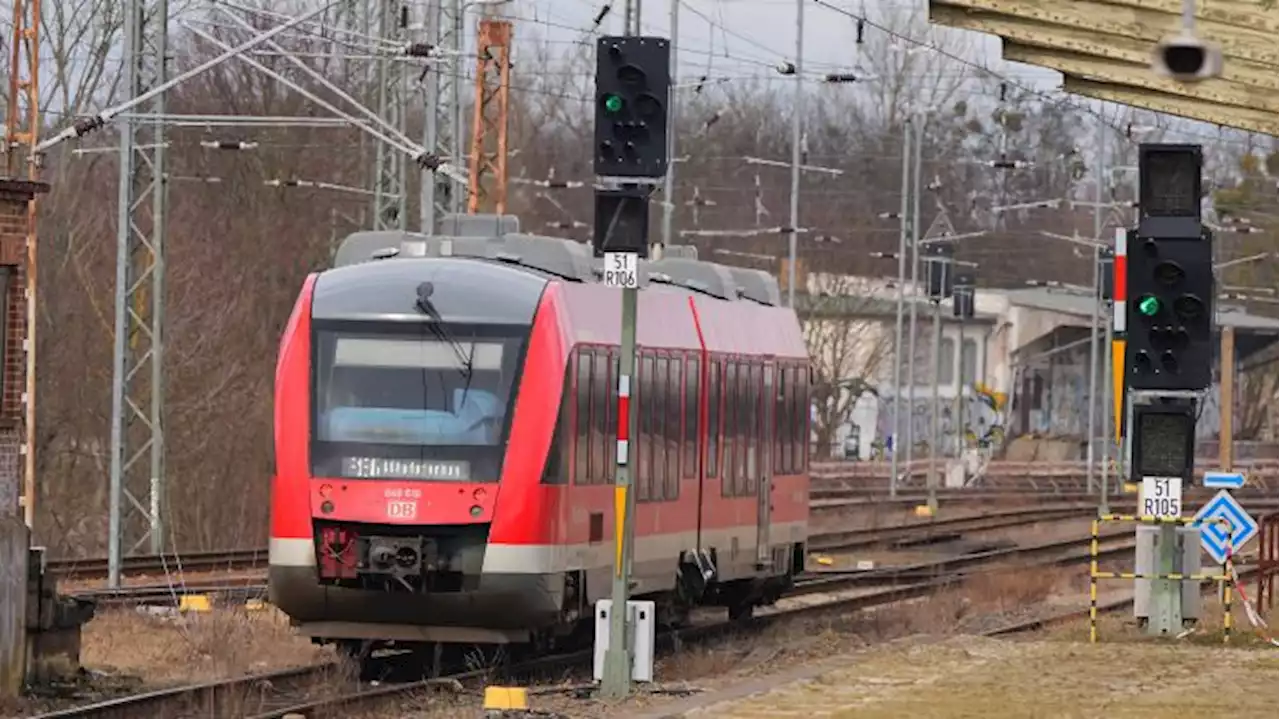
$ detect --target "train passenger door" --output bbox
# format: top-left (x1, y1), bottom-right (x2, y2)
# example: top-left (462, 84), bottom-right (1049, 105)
top-left (756, 362), bottom-right (775, 568)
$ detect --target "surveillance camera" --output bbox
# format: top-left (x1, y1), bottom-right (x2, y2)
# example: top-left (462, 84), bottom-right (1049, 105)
top-left (1151, 32), bottom-right (1223, 82)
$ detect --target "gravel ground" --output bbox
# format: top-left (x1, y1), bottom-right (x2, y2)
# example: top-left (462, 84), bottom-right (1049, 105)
top-left (3, 606), bottom-right (335, 718)
top-left (665, 634), bottom-right (1278, 719)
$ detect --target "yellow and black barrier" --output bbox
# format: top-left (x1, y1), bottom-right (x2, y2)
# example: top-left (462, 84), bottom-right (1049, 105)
top-left (1089, 513), bottom-right (1234, 644)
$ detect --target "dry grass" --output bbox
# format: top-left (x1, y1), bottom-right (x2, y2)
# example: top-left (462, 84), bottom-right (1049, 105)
top-left (81, 605), bottom-right (334, 685)
top-left (681, 635), bottom-right (1279, 719)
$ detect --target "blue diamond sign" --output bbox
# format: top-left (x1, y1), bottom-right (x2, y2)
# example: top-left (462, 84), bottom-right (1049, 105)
top-left (1193, 490), bottom-right (1258, 565)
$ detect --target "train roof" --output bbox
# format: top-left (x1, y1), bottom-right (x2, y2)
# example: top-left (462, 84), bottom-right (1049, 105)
top-left (332, 220), bottom-right (783, 307)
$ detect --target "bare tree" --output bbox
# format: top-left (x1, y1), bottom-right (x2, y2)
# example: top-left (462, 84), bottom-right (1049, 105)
top-left (800, 273), bottom-right (893, 458)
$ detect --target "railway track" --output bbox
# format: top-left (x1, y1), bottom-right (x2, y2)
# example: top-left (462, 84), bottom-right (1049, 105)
top-left (34, 528), bottom-right (1155, 719)
top-left (69, 505), bottom-right (1095, 608)
top-left (48, 549), bottom-right (267, 581)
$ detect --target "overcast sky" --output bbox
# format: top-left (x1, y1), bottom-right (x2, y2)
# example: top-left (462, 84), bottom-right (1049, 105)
top-left (511, 0), bottom-right (1061, 87)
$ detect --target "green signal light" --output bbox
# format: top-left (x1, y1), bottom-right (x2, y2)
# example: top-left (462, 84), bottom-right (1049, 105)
top-left (1138, 295), bottom-right (1161, 317)
top-left (603, 94), bottom-right (624, 113)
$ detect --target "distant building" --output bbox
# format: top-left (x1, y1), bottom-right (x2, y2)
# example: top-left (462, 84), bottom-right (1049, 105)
top-left (796, 273), bottom-right (1279, 460)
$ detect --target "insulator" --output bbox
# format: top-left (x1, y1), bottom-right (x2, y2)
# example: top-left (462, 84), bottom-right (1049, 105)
top-left (824, 73), bottom-right (858, 83)
top-left (855, 19), bottom-right (865, 43)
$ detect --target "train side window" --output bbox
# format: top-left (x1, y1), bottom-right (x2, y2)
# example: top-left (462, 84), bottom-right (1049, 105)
top-left (651, 355), bottom-right (667, 500)
top-left (590, 351), bottom-right (609, 484)
top-left (573, 350), bottom-right (591, 484)
top-left (779, 366), bottom-right (792, 474)
top-left (800, 365), bottom-right (811, 472)
top-left (664, 356), bottom-right (680, 499)
top-left (605, 352), bottom-right (618, 483)
top-left (721, 361), bottom-right (737, 496)
top-left (746, 362), bottom-right (762, 494)
top-left (763, 364), bottom-right (775, 479)
top-left (637, 353), bottom-right (652, 501)
top-left (737, 361), bottom-right (750, 496)
top-left (773, 364), bottom-right (785, 474)
top-left (683, 357), bottom-right (699, 479)
top-left (792, 365), bottom-right (806, 473)
top-left (707, 360), bottom-right (720, 479)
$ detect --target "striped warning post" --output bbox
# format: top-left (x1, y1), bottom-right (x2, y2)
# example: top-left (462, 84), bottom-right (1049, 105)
top-left (1111, 227), bottom-right (1127, 441)
top-left (1112, 227), bottom-right (1127, 334)
top-left (1089, 514), bottom-right (1235, 644)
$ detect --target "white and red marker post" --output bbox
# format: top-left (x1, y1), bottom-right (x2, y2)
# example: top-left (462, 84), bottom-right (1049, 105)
top-left (1102, 226), bottom-right (1129, 513)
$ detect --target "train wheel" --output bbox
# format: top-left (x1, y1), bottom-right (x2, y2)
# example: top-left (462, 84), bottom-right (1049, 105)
top-left (727, 600), bottom-right (754, 623)
top-left (338, 640), bottom-right (385, 682)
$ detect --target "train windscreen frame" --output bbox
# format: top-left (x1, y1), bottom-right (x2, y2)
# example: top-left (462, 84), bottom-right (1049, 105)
top-left (309, 319), bottom-right (532, 482)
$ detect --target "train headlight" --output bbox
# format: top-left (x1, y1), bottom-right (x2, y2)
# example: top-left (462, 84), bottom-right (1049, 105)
top-left (320, 500), bottom-right (335, 514)
top-left (469, 505), bottom-right (483, 517)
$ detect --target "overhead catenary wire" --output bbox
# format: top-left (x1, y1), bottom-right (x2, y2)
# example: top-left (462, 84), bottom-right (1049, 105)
top-left (36, 1), bottom-right (339, 154)
top-left (209, 8), bottom-right (459, 177)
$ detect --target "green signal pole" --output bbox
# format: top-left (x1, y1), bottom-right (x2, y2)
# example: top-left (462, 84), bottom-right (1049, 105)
top-left (601, 283), bottom-right (639, 699)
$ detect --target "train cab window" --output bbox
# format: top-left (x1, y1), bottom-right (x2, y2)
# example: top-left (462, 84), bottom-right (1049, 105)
top-left (542, 363), bottom-right (573, 485)
top-left (310, 323), bottom-right (528, 482)
top-left (573, 351), bottom-right (592, 484)
top-left (707, 360), bottom-right (720, 479)
top-left (721, 361), bottom-right (737, 496)
top-left (683, 357), bottom-right (699, 479)
top-left (590, 351), bottom-right (609, 483)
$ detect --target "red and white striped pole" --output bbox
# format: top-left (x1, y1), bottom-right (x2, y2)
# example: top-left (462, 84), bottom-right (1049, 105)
top-left (614, 372), bottom-right (631, 577)
top-left (1111, 227), bottom-right (1128, 444)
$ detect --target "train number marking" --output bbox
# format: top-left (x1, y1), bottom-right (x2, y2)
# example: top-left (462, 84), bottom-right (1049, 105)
top-left (383, 488), bottom-right (423, 500)
top-left (386, 500), bottom-right (418, 520)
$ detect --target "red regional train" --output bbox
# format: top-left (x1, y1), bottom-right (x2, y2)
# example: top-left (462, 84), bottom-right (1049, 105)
top-left (269, 227), bottom-right (811, 657)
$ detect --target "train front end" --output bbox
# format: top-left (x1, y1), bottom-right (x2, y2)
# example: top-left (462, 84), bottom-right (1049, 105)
top-left (268, 255), bottom-right (564, 646)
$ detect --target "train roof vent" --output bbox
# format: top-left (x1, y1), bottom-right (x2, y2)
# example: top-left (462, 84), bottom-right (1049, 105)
top-left (644, 258), bottom-right (737, 301)
top-left (439, 213), bottom-right (520, 238)
top-left (399, 239), bottom-right (429, 257)
top-left (660, 244), bottom-right (699, 260)
top-left (486, 233), bottom-right (594, 281)
top-left (334, 230), bottom-right (426, 267)
top-left (724, 266), bottom-right (781, 306)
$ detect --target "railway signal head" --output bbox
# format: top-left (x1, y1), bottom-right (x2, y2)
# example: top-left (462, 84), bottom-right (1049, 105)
top-left (594, 36), bottom-right (671, 179)
top-left (1125, 232), bottom-right (1214, 391)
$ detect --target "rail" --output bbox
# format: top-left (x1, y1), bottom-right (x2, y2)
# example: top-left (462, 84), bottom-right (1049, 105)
top-left (31, 529), bottom-right (1145, 719)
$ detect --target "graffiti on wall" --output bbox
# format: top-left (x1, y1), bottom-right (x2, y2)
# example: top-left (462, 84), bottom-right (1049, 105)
top-left (870, 383), bottom-right (1009, 458)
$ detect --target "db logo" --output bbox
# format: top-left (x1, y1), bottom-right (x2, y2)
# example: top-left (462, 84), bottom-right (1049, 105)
top-left (386, 500), bottom-right (418, 520)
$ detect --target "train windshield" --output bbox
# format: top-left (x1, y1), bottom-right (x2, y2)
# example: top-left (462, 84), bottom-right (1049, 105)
top-left (310, 322), bottom-right (528, 481)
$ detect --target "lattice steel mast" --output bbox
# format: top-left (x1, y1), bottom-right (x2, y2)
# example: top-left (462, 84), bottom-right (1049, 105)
top-left (420, 0), bottom-right (463, 231)
top-left (467, 8), bottom-right (511, 214)
top-left (108, 0), bottom-right (169, 585)
top-left (371, 0), bottom-right (408, 230)
top-left (4, 0), bottom-right (41, 530)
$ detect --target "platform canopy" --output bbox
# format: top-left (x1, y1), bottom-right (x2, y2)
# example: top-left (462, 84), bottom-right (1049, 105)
top-left (928, 0), bottom-right (1278, 136)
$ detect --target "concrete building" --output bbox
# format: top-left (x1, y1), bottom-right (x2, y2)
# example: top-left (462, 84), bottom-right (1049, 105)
top-left (797, 274), bottom-right (1279, 460)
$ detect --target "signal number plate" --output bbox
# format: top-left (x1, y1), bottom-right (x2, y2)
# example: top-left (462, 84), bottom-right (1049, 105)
top-left (386, 500), bottom-right (418, 520)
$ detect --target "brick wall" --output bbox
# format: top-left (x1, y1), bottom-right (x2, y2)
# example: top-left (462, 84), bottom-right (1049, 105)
top-left (0, 179), bottom-right (47, 520)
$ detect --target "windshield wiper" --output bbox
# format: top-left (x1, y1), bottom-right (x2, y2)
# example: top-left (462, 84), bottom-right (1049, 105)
top-left (415, 281), bottom-right (473, 382)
